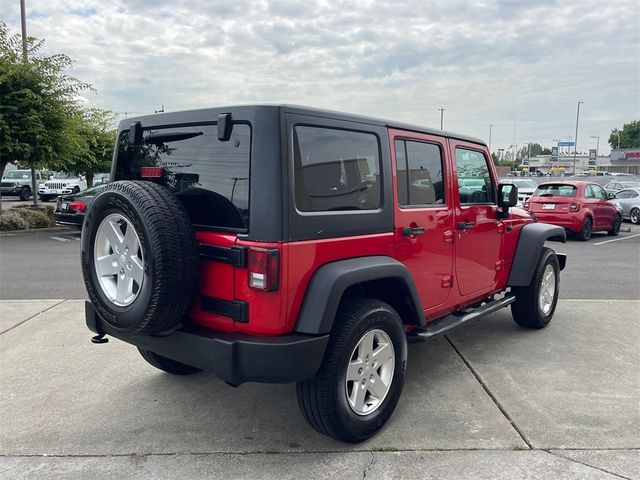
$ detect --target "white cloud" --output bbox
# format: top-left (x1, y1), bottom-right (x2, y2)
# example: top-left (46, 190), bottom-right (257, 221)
top-left (2, 0), bottom-right (638, 153)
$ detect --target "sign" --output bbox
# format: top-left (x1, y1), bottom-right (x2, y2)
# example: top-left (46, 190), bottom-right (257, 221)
top-left (558, 141), bottom-right (575, 147)
top-left (551, 146), bottom-right (559, 163)
top-left (588, 149), bottom-right (597, 167)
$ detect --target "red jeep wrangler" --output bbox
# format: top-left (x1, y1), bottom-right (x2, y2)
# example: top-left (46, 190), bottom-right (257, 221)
top-left (82, 105), bottom-right (567, 442)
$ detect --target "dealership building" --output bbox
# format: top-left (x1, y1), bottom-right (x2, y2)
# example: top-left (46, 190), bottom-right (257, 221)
top-left (523, 148), bottom-right (640, 175)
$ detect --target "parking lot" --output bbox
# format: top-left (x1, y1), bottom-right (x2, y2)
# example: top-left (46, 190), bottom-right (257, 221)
top-left (0, 225), bottom-right (638, 479)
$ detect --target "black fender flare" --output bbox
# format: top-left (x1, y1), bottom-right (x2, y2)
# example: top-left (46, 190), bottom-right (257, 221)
top-left (294, 256), bottom-right (424, 335)
top-left (507, 222), bottom-right (567, 287)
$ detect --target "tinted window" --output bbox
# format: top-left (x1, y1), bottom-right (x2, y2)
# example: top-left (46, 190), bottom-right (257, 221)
top-left (115, 123), bottom-right (251, 230)
top-left (455, 148), bottom-right (494, 204)
top-left (294, 126), bottom-right (381, 212)
top-left (535, 184), bottom-right (577, 197)
top-left (395, 140), bottom-right (445, 206)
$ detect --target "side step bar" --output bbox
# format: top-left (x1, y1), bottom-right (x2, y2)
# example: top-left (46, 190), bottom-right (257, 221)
top-left (408, 294), bottom-right (515, 342)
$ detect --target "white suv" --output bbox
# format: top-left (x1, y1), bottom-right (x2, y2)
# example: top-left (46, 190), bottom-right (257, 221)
top-left (39, 172), bottom-right (87, 202)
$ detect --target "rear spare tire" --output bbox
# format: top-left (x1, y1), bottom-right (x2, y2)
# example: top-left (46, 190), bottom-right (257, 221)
top-left (81, 180), bottom-right (199, 336)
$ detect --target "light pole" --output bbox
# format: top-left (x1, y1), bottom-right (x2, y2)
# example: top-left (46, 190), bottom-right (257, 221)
top-left (613, 131), bottom-right (621, 149)
top-left (488, 124), bottom-right (494, 154)
top-left (438, 108), bottom-right (445, 130)
top-left (573, 101), bottom-right (584, 174)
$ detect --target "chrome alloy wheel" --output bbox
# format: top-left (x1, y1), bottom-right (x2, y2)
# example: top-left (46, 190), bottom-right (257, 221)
top-left (539, 264), bottom-right (556, 315)
top-left (345, 329), bottom-right (395, 416)
top-left (94, 213), bottom-right (144, 306)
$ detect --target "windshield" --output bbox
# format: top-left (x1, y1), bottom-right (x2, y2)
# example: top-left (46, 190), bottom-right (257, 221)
top-left (4, 171), bottom-right (31, 179)
top-left (52, 172), bottom-right (71, 179)
top-left (511, 179), bottom-right (537, 189)
top-left (535, 184), bottom-right (577, 197)
top-left (114, 123), bottom-right (251, 231)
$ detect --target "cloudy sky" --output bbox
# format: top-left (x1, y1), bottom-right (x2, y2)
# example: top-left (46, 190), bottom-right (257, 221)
top-left (2, 0), bottom-right (638, 154)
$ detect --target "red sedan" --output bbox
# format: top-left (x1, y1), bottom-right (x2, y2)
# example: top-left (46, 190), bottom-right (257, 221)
top-left (525, 181), bottom-right (621, 240)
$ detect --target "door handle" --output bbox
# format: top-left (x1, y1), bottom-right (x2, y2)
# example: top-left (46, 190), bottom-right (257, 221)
top-left (457, 221), bottom-right (475, 230)
top-left (402, 226), bottom-right (426, 236)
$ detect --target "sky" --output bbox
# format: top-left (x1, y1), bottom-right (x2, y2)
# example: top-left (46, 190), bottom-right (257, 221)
top-left (1, 0), bottom-right (639, 155)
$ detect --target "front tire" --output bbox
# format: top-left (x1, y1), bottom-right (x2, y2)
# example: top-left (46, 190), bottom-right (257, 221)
top-left (296, 298), bottom-right (407, 443)
top-left (19, 187), bottom-right (30, 201)
top-left (576, 217), bottom-right (592, 241)
top-left (630, 208), bottom-right (640, 225)
top-left (138, 348), bottom-right (201, 375)
top-left (608, 215), bottom-right (621, 236)
top-left (511, 247), bottom-right (560, 329)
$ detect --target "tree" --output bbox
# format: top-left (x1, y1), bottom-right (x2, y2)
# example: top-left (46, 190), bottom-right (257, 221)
top-left (517, 143), bottom-right (544, 159)
top-left (609, 120), bottom-right (640, 149)
top-left (0, 22), bottom-right (91, 204)
top-left (50, 108), bottom-right (116, 187)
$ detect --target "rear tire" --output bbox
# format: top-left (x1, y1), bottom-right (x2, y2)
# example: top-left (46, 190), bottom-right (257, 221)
top-left (630, 208), bottom-right (640, 225)
top-left (511, 247), bottom-right (560, 329)
top-left (576, 217), bottom-right (592, 241)
top-left (296, 298), bottom-right (407, 443)
top-left (608, 215), bottom-right (621, 236)
top-left (138, 348), bottom-right (201, 375)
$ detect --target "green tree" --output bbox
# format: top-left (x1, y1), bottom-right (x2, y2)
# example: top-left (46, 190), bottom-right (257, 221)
top-left (609, 120), bottom-right (640, 149)
top-left (0, 22), bottom-right (91, 205)
top-left (517, 143), bottom-right (544, 159)
top-left (50, 108), bottom-right (116, 187)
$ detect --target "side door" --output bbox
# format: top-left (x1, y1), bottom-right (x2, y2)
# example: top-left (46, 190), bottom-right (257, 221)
top-left (449, 141), bottom-right (502, 296)
top-left (390, 130), bottom-right (454, 312)
top-left (592, 183), bottom-right (616, 228)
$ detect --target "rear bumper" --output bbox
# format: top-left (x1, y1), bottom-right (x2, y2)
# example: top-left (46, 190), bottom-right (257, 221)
top-left (85, 301), bottom-right (329, 385)
top-left (532, 213), bottom-right (582, 232)
top-left (0, 187), bottom-right (22, 195)
top-left (54, 212), bottom-right (84, 228)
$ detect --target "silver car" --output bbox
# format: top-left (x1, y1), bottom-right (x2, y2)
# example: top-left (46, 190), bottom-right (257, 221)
top-left (614, 188), bottom-right (640, 224)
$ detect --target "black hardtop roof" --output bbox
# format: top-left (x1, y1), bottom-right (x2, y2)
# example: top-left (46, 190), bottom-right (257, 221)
top-left (120, 104), bottom-right (486, 146)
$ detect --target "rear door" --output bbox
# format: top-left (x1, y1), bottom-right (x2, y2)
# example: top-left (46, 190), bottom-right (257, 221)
top-left (449, 141), bottom-right (501, 296)
top-left (390, 129), bottom-right (454, 311)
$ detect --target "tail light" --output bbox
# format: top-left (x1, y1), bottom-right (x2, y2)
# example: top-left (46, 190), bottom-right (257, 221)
top-left (570, 202), bottom-right (580, 212)
top-left (247, 248), bottom-right (279, 291)
top-left (140, 167), bottom-right (164, 179)
top-left (68, 200), bottom-right (86, 212)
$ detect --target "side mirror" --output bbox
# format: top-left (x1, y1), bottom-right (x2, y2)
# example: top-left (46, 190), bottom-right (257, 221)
top-left (498, 183), bottom-right (518, 209)
top-left (608, 192), bottom-right (615, 199)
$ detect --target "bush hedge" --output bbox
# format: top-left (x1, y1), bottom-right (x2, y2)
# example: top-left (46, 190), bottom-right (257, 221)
top-left (0, 205), bottom-right (56, 231)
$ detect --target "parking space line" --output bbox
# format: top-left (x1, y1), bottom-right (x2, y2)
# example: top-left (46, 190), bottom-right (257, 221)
top-left (50, 236), bottom-right (71, 242)
top-left (593, 234), bottom-right (640, 246)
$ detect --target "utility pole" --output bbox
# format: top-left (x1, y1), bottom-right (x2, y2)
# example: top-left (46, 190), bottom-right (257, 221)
top-left (573, 101), bottom-right (584, 174)
top-left (438, 108), bottom-right (445, 130)
top-left (614, 131), bottom-right (621, 149)
top-left (512, 122), bottom-right (517, 173)
top-left (21, 0), bottom-right (39, 207)
top-left (488, 124), bottom-right (494, 154)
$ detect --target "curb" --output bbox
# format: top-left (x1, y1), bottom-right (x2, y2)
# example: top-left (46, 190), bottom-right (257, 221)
top-left (0, 226), bottom-right (77, 236)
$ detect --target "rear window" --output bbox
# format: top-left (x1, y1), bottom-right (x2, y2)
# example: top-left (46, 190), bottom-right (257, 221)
top-left (114, 123), bottom-right (250, 231)
top-left (534, 184), bottom-right (577, 197)
top-left (293, 126), bottom-right (381, 212)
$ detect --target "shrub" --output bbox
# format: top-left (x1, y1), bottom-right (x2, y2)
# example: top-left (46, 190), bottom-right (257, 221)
top-left (0, 210), bottom-right (30, 231)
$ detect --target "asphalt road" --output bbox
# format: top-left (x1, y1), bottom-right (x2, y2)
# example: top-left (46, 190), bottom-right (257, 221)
top-left (1, 223), bottom-right (639, 301)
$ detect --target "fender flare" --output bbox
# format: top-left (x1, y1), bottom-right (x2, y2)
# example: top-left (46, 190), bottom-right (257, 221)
top-left (507, 222), bottom-right (566, 287)
top-left (294, 256), bottom-right (424, 335)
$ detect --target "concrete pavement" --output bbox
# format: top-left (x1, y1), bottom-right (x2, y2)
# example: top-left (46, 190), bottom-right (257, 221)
top-left (0, 299), bottom-right (638, 479)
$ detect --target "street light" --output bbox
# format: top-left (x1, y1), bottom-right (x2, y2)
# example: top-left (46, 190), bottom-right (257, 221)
top-left (438, 108), bottom-right (445, 130)
top-left (488, 124), bottom-right (495, 153)
top-left (614, 131), bottom-right (621, 149)
top-left (573, 101), bottom-right (584, 174)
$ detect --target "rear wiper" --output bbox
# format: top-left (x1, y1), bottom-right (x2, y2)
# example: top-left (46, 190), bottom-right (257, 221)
top-left (145, 131), bottom-right (203, 144)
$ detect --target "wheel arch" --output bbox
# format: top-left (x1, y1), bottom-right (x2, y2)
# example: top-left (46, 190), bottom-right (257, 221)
top-left (294, 256), bottom-right (425, 335)
top-left (507, 222), bottom-right (566, 288)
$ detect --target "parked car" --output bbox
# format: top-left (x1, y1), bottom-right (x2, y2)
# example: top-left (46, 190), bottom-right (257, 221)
top-left (525, 181), bottom-right (621, 240)
top-left (81, 105), bottom-right (567, 443)
top-left (614, 188), bottom-right (640, 224)
top-left (0, 169), bottom-right (46, 200)
top-left (603, 180), bottom-right (640, 195)
top-left (38, 172), bottom-right (87, 202)
top-left (54, 186), bottom-right (104, 229)
top-left (502, 178), bottom-right (537, 207)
